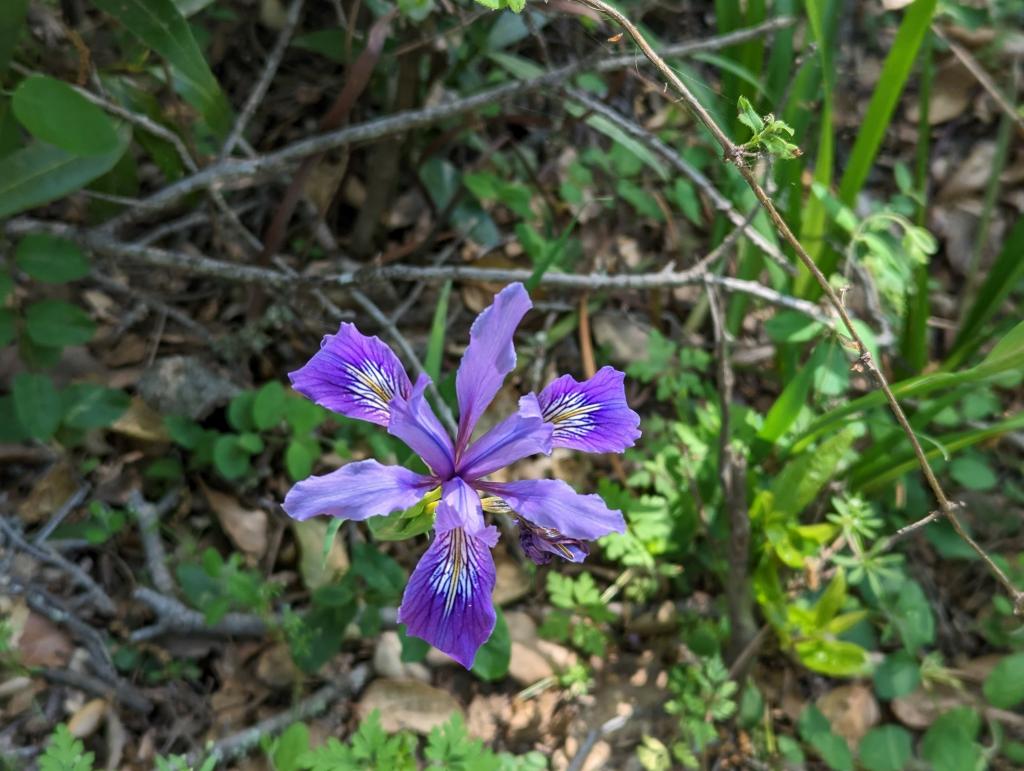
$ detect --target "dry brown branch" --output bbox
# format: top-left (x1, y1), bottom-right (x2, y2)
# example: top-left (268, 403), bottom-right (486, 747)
top-left (571, 0), bottom-right (1024, 612)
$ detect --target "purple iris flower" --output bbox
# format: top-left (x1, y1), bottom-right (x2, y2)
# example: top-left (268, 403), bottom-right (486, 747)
top-left (282, 283), bottom-right (640, 668)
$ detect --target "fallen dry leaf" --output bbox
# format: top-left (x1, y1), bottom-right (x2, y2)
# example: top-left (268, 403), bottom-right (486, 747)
top-left (16, 609), bottom-right (74, 668)
top-left (892, 683), bottom-right (972, 729)
top-left (356, 679), bottom-right (463, 734)
top-left (816, 684), bottom-right (880, 750)
top-left (291, 518), bottom-right (349, 591)
top-left (17, 460), bottom-right (78, 525)
top-left (110, 397), bottom-right (170, 442)
top-left (200, 481), bottom-right (268, 563)
top-left (68, 698), bottom-right (107, 738)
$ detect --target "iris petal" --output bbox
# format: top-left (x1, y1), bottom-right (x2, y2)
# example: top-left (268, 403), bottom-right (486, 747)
top-left (282, 459), bottom-right (432, 521)
top-left (388, 374), bottom-right (456, 478)
top-left (477, 478), bottom-right (625, 541)
top-left (289, 323), bottom-right (411, 426)
top-left (537, 366), bottom-right (641, 453)
top-left (455, 283), bottom-right (532, 452)
top-left (518, 519), bottom-right (589, 565)
top-left (397, 495), bottom-right (498, 669)
top-left (456, 394), bottom-right (552, 481)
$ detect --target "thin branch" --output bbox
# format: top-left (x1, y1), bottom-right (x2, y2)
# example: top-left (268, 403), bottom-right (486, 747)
top-left (128, 491), bottom-right (179, 597)
top-left (221, 0), bottom-right (305, 158)
top-left (33, 483), bottom-right (90, 544)
top-left (194, 665), bottom-right (370, 765)
top-left (96, 18), bottom-right (794, 232)
top-left (0, 516), bottom-right (115, 615)
top-left (3, 219), bottom-right (832, 324)
top-left (131, 587), bottom-right (269, 642)
top-left (38, 668), bottom-right (152, 713)
top-left (573, 0), bottom-right (1024, 612)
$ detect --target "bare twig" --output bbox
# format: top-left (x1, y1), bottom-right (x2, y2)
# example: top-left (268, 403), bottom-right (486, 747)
top-left (32, 483), bottom-right (90, 544)
top-left (573, 0), bottom-right (1024, 612)
top-left (4, 218), bottom-right (832, 324)
top-left (97, 19), bottom-right (794, 232)
top-left (0, 516), bottom-right (115, 615)
top-left (221, 0), bottom-right (306, 158)
top-left (128, 491), bottom-right (179, 597)
top-left (194, 665), bottom-right (370, 764)
top-left (38, 668), bottom-right (152, 713)
top-left (131, 587), bottom-right (269, 642)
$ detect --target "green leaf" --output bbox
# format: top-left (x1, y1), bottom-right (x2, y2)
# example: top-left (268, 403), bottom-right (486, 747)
top-left (368, 498), bottom-right (436, 541)
top-left (949, 455), bottom-right (997, 491)
top-left (272, 723), bottom-right (311, 771)
top-left (91, 0), bottom-right (232, 136)
top-left (15, 234), bottom-right (90, 283)
top-left (0, 0), bottom-right (28, 77)
top-left (253, 380), bottom-right (287, 430)
top-left (39, 724), bottom-right (95, 771)
top-left (814, 570), bottom-right (847, 628)
top-left (873, 652), bottom-right (920, 700)
top-left (891, 579), bottom-right (934, 652)
top-left (25, 300), bottom-right (95, 346)
top-left (795, 638), bottom-right (871, 677)
top-left (982, 653), bottom-right (1024, 709)
top-left (12, 75), bottom-right (120, 156)
top-left (285, 438), bottom-right (316, 482)
top-left (424, 280), bottom-right (452, 382)
top-left (798, 705), bottom-right (854, 771)
top-left (771, 427), bottom-right (855, 516)
top-left (0, 129), bottom-right (130, 219)
top-left (737, 95), bottom-right (765, 134)
top-left (765, 311), bottom-right (824, 343)
top-left (285, 397), bottom-right (323, 434)
top-left (213, 435), bottom-right (251, 479)
top-left (838, 0), bottom-right (937, 204)
top-left (921, 708), bottom-right (982, 771)
top-left (62, 384), bottom-right (130, 429)
top-left (12, 372), bottom-right (61, 440)
top-left (758, 342), bottom-right (827, 443)
top-left (859, 725), bottom-right (912, 771)
top-left (471, 609), bottom-right (511, 681)
top-left (227, 390), bottom-right (257, 431)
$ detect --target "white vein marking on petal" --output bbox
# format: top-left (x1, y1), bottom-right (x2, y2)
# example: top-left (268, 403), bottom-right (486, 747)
top-left (342, 359), bottom-right (400, 415)
top-left (427, 528), bottom-right (478, 618)
top-left (541, 389), bottom-right (601, 439)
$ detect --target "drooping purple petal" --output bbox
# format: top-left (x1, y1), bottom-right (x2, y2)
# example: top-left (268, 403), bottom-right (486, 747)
top-left (388, 374), bottom-right (455, 479)
top-left (477, 478), bottom-right (625, 541)
top-left (397, 496), bottom-right (499, 669)
top-left (519, 519), bottom-right (589, 565)
top-left (456, 394), bottom-right (552, 481)
top-left (282, 459), bottom-right (433, 521)
top-left (289, 323), bottom-right (412, 426)
top-left (455, 282), bottom-right (532, 452)
top-left (537, 366), bottom-right (641, 453)
top-left (440, 476), bottom-right (486, 532)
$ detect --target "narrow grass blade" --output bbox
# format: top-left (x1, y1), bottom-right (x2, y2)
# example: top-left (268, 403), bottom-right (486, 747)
top-left (424, 280), bottom-right (452, 382)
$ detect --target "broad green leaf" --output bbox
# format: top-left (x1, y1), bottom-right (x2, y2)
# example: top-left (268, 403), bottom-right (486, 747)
top-left (15, 234), bottom-right (90, 283)
top-left (795, 638), bottom-right (871, 677)
top-left (949, 455), bottom-right (997, 491)
top-left (771, 427), bottom-right (855, 516)
top-left (471, 609), bottom-right (511, 681)
top-left (814, 570), bottom-right (847, 628)
top-left (859, 725), bottom-right (912, 771)
top-left (891, 579), bottom-right (934, 652)
top-left (25, 300), bottom-right (95, 346)
top-left (213, 435), bottom-right (251, 479)
top-left (838, 0), bottom-right (937, 204)
top-left (798, 705), bottom-right (854, 771)
top-left (758, 342), bottom-right (827, 443)
top-left (982, 653), bottom-right (1024, 709)
top-left (12, 372), bottom-right (61, 440)
top-left (285, 438), bottom-right (316, 482)
top-left (272, 723), bottom-right (310, 771)
top-left (368, 500), bottom-right (436, 542)
top-left (873, 652), bottom-right (920, 700)
top-left (253, 380), bottom-right (287, 430)
top-left (0, 0), bottom-right (28, 76)
top-left (62, 384), bottom-right (130, 429)
top-left (92, 0), bottom-right (232, 135)
top-left (12, 76), bottom-right (120, 156)
top-left (921, 708), bottom-right (982, 771)
top-left (0, 129), bottom-right (130, 219)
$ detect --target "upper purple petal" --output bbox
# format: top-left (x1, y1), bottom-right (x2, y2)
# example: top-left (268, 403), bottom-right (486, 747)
top-left (477, 478), bottom-right (625, 541)
top-left (455, 283), bottom-right (532, 452)
top-left (289, 323), bottom-right (412, 426)
top-left (537, 366), bottom-right (641, 453)
top-left (440, 476), bottom-right (487, 532)
top-left (388, 374), bottom-right (456, 479)
top-left (282, 459), bottom-right (432, 521)
top-left (397, 487), bottom-right (498, 668)
top-left (456, 394), bottom-right (552, 481)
